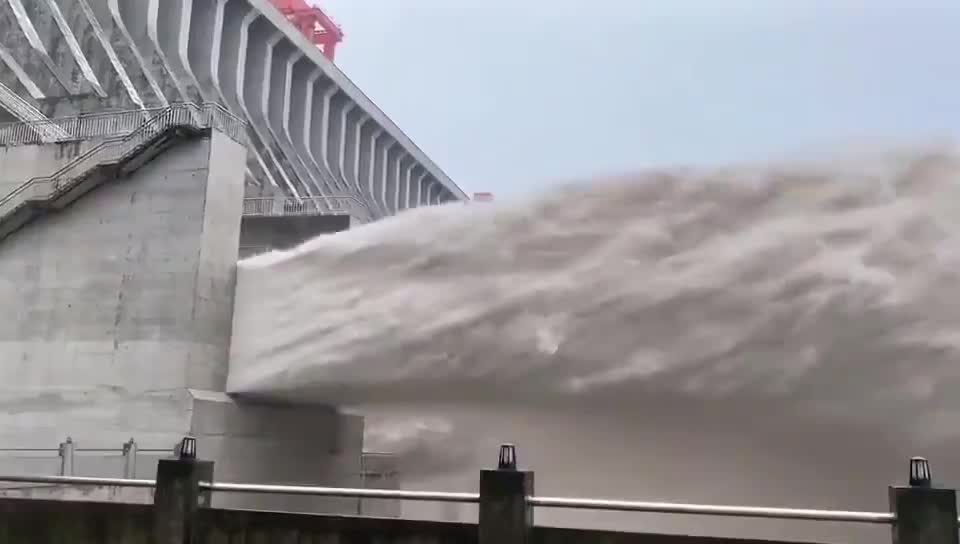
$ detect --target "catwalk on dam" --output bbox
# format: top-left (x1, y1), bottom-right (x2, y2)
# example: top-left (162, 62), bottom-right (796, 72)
top-left (229, 144), bottom-right (960, 543)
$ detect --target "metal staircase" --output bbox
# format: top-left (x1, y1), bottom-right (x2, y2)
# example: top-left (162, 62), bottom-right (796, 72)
top-left (0, 81), bottom-right (69, 141)
top-left (0, 102), bottom-right (247, 242)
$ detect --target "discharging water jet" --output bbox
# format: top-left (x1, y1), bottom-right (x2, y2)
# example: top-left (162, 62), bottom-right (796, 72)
top-left (228, 144), bottom-right (960, 543)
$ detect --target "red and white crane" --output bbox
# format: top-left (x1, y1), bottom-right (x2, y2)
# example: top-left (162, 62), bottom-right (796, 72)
top-left (269, 0), bottom-right (344, 62)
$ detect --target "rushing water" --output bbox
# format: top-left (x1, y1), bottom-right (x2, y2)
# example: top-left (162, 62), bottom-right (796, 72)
top-left (229, 144), bottom-right (960, 543)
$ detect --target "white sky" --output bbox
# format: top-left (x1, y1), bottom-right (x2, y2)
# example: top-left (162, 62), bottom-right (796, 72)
top-left (316, 1), bottom-right (960, 197)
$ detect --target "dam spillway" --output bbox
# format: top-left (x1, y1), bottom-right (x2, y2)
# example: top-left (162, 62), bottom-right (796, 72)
top-left (0, 0), bottom-right (465, 517)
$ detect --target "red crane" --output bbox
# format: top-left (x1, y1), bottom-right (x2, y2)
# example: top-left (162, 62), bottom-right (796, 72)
top-left (269, 0), bottom-right (344, 62)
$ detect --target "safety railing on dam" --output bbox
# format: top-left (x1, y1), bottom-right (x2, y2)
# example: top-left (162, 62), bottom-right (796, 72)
top-left (0, 102), bottom-right (246, 239)
top-left (0, 440), bottom-right (953, 544)
top-left (0, 436), bottom-right (397, 515)
top-left (0, 82), bottom-right (71, 143)
top-left (0, 105), bottom-right (176, 147)
top-left (242, 195), bottom-right (374, 222)
top-left (0, 101), bottom-right (247, 149)
top-left (0, 102), bottom-right (376, 225)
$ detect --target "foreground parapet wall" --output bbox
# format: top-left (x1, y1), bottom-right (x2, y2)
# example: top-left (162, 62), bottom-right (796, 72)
top-left (0, 0), bottom-right (465, 219)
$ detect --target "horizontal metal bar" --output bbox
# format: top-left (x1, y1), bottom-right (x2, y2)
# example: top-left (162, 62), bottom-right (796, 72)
top-left (0, 473), bottom-right (898, 525)
top-left (529, 496), bottom-right (895, 524)
top-left (0, 475), bottom-right (156, 488)
top-left (202, 482), bottom-right (479, 503)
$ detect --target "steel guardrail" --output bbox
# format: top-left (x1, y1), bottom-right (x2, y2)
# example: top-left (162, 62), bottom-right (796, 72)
top-left (0, 105), bottom-right (175, 147)
top-left (0, 474), bottom-right (913, 524)
top-left (242, 195), bottom-right (372, 221)
top-left (0, 475), bottom-right (155, 488)
top-left (0, 102), bottom-right (246, 222)
top-left (0, 83), bottom-right (70, 143)
top-left (528, 496), bottom-right (895, 524)
top-left (202, 481), bottom-right (479, 503)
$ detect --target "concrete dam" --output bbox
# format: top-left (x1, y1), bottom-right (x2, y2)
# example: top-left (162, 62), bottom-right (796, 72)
top-left (0, 0), bottom-right (466, 515)
top-left (5, 1), bottom-right (960, 543)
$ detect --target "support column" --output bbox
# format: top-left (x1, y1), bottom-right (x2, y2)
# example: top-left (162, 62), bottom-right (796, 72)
top-left (394, 154), bottom-right (411, 212)
top-left (890, 457), bottom-right (958, 544)
top-left (153, 436), bottom-right (214, 544)
top-left (397, 159), bottom-right (417, 211)
top-left (414, 173), bottom-right (427, 207)
top-left (343, 110), bottom-right (364, 193)
top-left (479, 444), bottom-right (533, 544)
top-left (369, 131), bottom-right (387, 215)
top-left (381, 141), bottom-right (398, 213)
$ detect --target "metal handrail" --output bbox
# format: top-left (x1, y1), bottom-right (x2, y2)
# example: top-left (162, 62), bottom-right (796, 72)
top-left (0, 105), bottom-right (173, 147)
top-left (242, 195), bottom-right (372, 221)
top-left (201, 481), bottom-right (479, 503)
top-left (529, 496), bottom-right (895, 524)
top-left (0, 83), bottom-right (69, 142)
top-left (0, 475), bottom-right (155, 488)
top-left (198, 483), bottom-right (893, 523)
top-left (0, 102), bottom-right (246, 221)
top-left (0, 474), bottom-right (920, 525)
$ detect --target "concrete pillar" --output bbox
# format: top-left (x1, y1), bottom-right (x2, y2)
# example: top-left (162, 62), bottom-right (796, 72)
top-left (304, 74), bottom-right (338, 196)
top-left (415, 173), bottom-right (427, 207)
top-left (368, 130), bottom-right (385, 216)
top-left (320, 86), bottom-right (346, 192)
top-left (382, 142), bottom-right (398, 213)
top-left (889, 457), bottom-right (958, 544)
top-left (396, 158), bottom-right (417, 211)
top-left (343, 109), bottom-right (363, 193)
top-left (153, 436), bottom-right (214, 544)
top-left (336, 103), bottom-right (357, 191)
top-left (479, 444), bottom-right (533, 544)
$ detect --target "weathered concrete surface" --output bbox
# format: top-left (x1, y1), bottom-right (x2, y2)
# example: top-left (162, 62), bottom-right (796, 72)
top-left (0, 139), bottom-right (99, 196)
top-left (0, 0), bottom-right (466, 218)
top-left (0, 133), bottom-right (242, 394)
top-left (0, 499), bottom-right (153, 544)
top-left (0, 131), bottom-right (371, 514)
top-left (189, 390), bottom-right (367, 513)
top-left (0, 496), bottom-right (824, 544)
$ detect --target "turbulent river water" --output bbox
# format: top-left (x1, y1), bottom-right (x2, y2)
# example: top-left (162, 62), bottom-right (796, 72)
top-left (229, 144), bottom-right (960, 543)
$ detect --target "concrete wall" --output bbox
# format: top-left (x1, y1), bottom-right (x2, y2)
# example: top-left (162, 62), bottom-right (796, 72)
top-left (0, 130), bottom-right (370, 514)
top-left (0, 139), bottom-right (99, 197)
top-left (0, 132), bottom-right (242, 398)
top-left (0, 497), bottom-right (820, 544)
top-left (0, 499), bottom-right (153, 544)
top-left (189, 391), bottom-right (367, 513)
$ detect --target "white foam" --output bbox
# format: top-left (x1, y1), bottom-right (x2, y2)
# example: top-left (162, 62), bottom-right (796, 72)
top-left (229, 144), bottom-right (960, 542)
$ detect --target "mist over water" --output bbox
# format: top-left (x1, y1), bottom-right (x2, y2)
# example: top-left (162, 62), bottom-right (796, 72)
top-left (229, 145), bottom-right (960, 543)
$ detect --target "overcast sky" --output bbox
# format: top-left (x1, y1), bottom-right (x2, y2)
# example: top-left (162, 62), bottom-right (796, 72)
top-left (318, 0), bottom-right (960, 197)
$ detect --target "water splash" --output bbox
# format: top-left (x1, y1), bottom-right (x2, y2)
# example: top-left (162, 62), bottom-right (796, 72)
top-left (229, 144), bottom-right (960, 542)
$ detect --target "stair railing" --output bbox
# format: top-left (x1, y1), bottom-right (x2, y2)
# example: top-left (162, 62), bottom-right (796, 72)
top-left (0, 102), bottom-right (246, 220)
top-left (242, 195), bottom-right (374, 223)
top-left (0, 82), bottom-right (70, 142)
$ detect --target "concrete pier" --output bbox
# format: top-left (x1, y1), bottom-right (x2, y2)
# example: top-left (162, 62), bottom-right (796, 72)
top-left (0, 122), bottom-right (391, 513)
